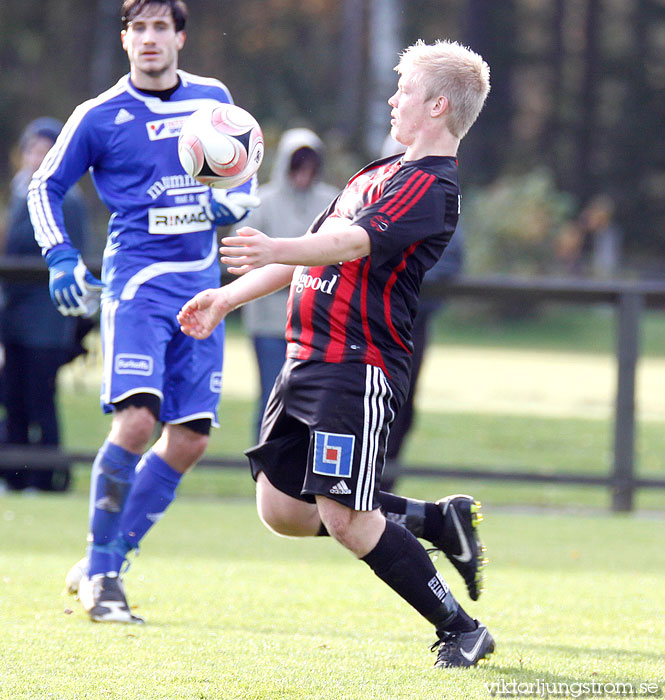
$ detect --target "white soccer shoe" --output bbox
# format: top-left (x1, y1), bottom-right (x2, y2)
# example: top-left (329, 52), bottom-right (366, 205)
top-left (78, 573), bottom-right (144, 624)
top-left (64, 557), bottom-right (88, 595)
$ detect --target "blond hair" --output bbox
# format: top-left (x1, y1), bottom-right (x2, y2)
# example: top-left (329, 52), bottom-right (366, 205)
top-left (396, 39), bottom-right (490, 139)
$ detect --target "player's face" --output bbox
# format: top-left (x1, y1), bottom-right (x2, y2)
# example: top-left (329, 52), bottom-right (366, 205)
top-left (121, 4), bottom-right (185, 87)
top-left (388, 70), bottom-right (431, 147)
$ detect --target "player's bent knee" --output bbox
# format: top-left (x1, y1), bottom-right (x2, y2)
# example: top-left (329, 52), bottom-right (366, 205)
top-left (257, 506), bottom-right (299, 536)
top-left (109, 403), bottom-right (157, 451)
top-left (256, 472), bottom-right (319, 537)
top-left (316, 497), bottom-right (386, 556)
top-left (256, 494), bottom-right (304, 536)
top-left (179, 430), bottom-right (209, 460)
top-left (157, 423), bottom-right (209, 470)
top-left (317, 507), bottom-right (354, 546)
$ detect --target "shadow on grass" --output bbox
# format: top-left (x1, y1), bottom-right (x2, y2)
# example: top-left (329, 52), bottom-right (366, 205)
top-left (497, 638), bottom-right (665, 663)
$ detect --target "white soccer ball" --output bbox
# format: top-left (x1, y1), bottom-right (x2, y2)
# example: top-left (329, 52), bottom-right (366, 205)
top-left (178, 103), bottom-right (264, 189)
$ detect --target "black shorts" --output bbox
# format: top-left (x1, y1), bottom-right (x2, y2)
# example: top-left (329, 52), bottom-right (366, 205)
top-left (245, 359), bottom-right (399, 511)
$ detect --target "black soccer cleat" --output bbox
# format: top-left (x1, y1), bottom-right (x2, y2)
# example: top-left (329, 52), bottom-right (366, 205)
top-left (431, 621), bottom-right (495, 668)
top-left (78, 573), bottom-right (144, 624)
top-left (430, 494), bottom-right (487, 601)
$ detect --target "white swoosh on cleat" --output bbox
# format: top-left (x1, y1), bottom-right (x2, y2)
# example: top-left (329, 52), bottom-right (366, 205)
top-left (460, 628), bottom-right (488, 662)
top-left (449, 506), bottom-right (473, 563)
top-left (93, 601), bottom-right (137, 623)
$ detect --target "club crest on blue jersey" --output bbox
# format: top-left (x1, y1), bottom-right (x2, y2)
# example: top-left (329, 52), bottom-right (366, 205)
top-left (313, 431), bottom-right (355, 478)
top-left (146, 117), bottom-right (186, 141)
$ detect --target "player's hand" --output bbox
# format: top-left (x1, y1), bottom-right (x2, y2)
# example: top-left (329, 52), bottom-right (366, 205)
top-left (219, 227), bottom-right (275, 275)
top-left (198, 189), bottom-right (261, 226)
top-left (46, 247), bottom-right (104, 317)
top-left (178, 288), bottom-right (230, 339)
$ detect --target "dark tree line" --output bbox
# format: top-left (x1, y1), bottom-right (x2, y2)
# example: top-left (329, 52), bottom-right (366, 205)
top-left (1, 0), bottom-right (663, 268)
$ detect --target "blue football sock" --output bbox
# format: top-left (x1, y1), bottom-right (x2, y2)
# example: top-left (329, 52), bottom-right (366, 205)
top-left (87, 440), bottom-right (141, 577)
top-left (114, 450), bottom-right (183, 568)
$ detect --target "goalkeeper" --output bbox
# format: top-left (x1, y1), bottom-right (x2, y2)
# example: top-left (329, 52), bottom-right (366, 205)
top-left (28, 0), bottom-right (258, 623)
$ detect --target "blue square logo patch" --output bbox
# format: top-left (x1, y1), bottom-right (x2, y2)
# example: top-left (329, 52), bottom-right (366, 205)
top-left (313, 431), bottom-right (355, 478)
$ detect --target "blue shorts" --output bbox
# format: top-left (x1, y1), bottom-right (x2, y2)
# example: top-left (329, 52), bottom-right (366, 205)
top-left (99, 296), bottom-right (224, 426)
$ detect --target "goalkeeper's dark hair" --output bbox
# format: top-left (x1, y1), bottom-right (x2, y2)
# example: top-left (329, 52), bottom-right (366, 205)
top-left (121, 0), bottom-right (188, 32)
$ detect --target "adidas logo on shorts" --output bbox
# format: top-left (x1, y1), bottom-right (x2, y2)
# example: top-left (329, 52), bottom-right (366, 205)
top-left (329, 480), bottom-right (352, 495)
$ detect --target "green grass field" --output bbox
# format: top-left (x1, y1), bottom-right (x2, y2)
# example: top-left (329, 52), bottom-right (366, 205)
top-left (1, 493), bottom-right (664, 699)
top-left (2, 308), bottom-right (664, 698)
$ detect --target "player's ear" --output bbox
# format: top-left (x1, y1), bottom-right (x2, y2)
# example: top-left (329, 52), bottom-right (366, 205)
top-left (121, 29), bottom-right (128, 51)
top-left (431, 95), bottom-right (448, 118)
top-left (176, 30), bottom-right (186, 50)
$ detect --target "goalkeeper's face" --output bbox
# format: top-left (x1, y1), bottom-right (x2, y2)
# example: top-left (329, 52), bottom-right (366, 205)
top-left (121, 3), bottom-right (186, 88)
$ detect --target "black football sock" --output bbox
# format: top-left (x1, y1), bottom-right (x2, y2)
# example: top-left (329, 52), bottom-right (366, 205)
top-left (377, 492), bottom-right (445, 545)
top-left (442, 605), bottom-right (477, 634)
top-left (362, 520), bottom-right (470, 633)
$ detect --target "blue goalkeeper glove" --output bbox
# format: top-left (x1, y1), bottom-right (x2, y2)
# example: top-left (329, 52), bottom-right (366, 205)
top-left (45, 246), bottom-right (104, 317)
top-left (198, 188), bottom-right (260, 226)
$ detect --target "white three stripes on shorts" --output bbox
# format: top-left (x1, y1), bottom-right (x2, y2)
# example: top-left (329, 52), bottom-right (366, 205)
top-left (356, 365), bottom-right (395, 511)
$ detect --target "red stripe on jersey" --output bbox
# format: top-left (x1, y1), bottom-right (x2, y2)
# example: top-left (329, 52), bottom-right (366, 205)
top-left (382, 242), bottom-right (420, 353)
top-left (391, 172), bottom-right (435, 220)
top-left (360, 259), bottom-right (390, 376)
top-left (380, 171), bottom-right (435, 222)
top-left (324, 261), bottom-right (361, 362)
top-left (380, 172), bottom-right (424, 217)
top-left (292, 265), bottom-right (325, 361)
top-left (285, 278), bottom-right (296, 343)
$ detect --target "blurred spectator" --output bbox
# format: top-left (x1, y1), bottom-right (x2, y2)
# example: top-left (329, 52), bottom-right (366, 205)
top-left (0, 117), bottom-right (91, 491)
top-left (241, 128), bottom-right (338, 439)
top-left (379, 134), bottom-right (465, 491)
top-left (556, 194), bottom-right (622, 278)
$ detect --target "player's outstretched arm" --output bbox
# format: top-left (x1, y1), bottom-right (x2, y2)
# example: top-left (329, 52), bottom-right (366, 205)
top-left (179, 263), bottom-right (295, 339)
top-left (220, 220), bottom-right (371, 275)
top-left (178, 288), bottom-right (229, 339)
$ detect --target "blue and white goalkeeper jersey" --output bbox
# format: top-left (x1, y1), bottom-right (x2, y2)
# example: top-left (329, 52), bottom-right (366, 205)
top-left (28, 70), bottom-right (254, 304)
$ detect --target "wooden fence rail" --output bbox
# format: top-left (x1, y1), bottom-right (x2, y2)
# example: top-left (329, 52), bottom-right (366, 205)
top-left (2, 257), bottom-right (665, 511)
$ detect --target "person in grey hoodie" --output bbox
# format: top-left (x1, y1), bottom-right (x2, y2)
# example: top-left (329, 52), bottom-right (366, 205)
top-left (241, 128), bottom-right (338, 438)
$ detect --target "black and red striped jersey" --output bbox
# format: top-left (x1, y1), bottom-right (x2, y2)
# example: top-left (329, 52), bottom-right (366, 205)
top-left (285, 153), bottom-right (460, 400)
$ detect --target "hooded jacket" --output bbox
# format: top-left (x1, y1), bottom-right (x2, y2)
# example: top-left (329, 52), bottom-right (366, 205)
top-left (242, 128), bottom-right (338, 337)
